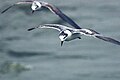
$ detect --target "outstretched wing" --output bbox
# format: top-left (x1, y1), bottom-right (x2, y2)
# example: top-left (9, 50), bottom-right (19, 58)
top-left (1, 0), bottom-right (33, 14)
top-left (43, 3), bottom-right (81, 29)
top-left (76, 28), bottom-right (100, 36)
top-left (95, 35), bottom-right (120, 45)
top-left (28, 24), bottom-right (73, 32)
top-left (76, 28), bottom-right (120, 45)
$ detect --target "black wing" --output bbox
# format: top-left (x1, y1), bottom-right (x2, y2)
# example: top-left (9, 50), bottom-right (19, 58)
top-left (45, 4), bottom-right (81, 29)
top-left (95, 35), bottom-right (120, 45)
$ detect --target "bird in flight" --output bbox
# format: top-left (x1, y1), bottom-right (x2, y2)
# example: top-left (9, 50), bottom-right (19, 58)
top-left (28, 24), bottom-right (120, 46)
top-left (1, 0), bottom-right (81, 29)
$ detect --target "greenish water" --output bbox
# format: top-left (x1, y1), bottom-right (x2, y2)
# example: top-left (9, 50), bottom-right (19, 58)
top-left (0, 0), bottom-right (120, 80)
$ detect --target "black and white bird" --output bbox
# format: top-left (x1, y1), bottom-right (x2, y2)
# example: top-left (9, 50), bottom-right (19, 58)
top-left (28, 24), bottom-right (120, 46)
top-left (1, 0), bottom-right (81, 29)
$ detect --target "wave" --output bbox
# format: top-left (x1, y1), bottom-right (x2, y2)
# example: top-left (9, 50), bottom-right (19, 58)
top-left (7, 50), bottom-right (53, 58)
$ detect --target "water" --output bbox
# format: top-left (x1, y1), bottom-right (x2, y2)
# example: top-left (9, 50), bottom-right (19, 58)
top-left (0, 0), bottom-right (120, 80)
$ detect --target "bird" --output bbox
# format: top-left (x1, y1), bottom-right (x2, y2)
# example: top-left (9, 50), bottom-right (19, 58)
top-left (27, 24), bottom-right (120, 46)
top-left (1, 0), bottom-right (81, 29)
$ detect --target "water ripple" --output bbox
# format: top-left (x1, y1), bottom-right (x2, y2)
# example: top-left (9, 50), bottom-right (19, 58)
top-left (53, 54), bottom-right (98, 60)
top-left (7, 50), bottom-right (53, 58)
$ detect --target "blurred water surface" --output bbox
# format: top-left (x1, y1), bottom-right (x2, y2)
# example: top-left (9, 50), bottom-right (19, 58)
top-left (0, 0), bottom-right (120, 80)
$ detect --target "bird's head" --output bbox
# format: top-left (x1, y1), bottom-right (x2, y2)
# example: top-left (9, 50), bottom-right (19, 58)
top-left (59, 30), bottom-right (72, 46)
top-left (31, 1), bottom-right (42, 13)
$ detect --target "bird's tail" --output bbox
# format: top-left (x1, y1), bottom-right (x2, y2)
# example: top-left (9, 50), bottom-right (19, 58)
top-left (95, 35), bottom-right (120, 45)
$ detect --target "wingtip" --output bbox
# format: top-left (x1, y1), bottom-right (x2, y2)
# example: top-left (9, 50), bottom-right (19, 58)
top-left (1, 11), bottom-right (4, 14)
top-left (1, 10), bottom-right (7, 14)
top-left (27, 27), bottom-right (35, 31)
top-left (95, 35), bottom-right (120, 46)
top-left (1, 4), bottom-right (16, 14)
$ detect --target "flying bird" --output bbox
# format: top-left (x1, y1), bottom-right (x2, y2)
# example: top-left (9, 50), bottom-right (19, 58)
top-left (1, 0), bottom-right (81, 29)
top-left (28, 24), bottom-right (120, 46)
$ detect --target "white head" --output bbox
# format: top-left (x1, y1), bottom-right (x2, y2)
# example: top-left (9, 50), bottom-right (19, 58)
top-left (59, 30), bottom-right (72, 41)
top-left (59, 30), bottom-right (72, 46)
top-left (31, 1), bottom-right (42, 13)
